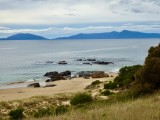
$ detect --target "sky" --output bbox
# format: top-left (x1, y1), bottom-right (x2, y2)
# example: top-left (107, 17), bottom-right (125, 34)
top-left (0, 0), bottom-right (160, 39)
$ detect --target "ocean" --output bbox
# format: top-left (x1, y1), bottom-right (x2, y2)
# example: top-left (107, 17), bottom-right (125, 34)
top-left (0, 39), bottom-right (159, 85)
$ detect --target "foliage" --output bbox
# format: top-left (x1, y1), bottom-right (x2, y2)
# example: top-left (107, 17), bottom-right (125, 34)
top-left (135, 43), bottom-right (160, 90)
top-left (54, 105), bottom-right (68, 115)
top-left (9, 108), bottom-right (24, 120)
top-left (114, 65), bottom-right (142, 88)
top-left (33, 105), bottom-right (68, 118)
top-left (91, 80), bottom-right (101, 85)
top-left (104, 81), bottom-right (117, 89)
top-left (34, 107), bottom-right (54, 118)
top-left (70, 93), bottom-right (92, 105)
top-left (101, 90), bottom-right (114, 96)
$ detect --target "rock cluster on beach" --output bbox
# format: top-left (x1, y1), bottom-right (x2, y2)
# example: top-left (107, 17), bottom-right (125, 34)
top-left (44, 70), bottom-right (71, 82)
top-left (26, 58), bottom-right (114, 88)
top-left (43, 70), bottom-right (109, 82)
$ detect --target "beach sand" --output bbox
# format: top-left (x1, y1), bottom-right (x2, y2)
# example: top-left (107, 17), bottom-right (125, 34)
top-left (0, 73), bottom-right (117, 101)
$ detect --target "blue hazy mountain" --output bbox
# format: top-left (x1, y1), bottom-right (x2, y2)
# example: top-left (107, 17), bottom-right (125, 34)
top-left (0, 33), bottom-right (48, 40)
top-left (56, 30), bottom-right (160, 39)
top-left (1, 30), bottom-right (160, 40)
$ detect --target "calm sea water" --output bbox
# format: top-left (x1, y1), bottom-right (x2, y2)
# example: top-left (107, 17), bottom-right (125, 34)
top-left (0, 39), bottom-right (159, 84)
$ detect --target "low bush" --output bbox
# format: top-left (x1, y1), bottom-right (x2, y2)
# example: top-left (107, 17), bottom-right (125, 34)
top-left (9, 108), bottom-right (24, 120)
top-left (70, 93), bottom-right (92, 105)
top-left (54, 105), bottom-right (68, 115)
top-left (91, 80), bottom-right (101, 85)
top-left (33, 107), bottom-right (53, 118)
top-left (104, 81), bottom-right (117, 89)
top-left (101, 90), bottom-right (113, 96)
top-left (114, 65), bottom-right (142, 88)
top-left (33, 105), bottom-right (68, 118)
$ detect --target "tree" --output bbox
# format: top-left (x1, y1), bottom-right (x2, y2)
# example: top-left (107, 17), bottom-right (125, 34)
top-left (135, 43), bottom-right (160, 89)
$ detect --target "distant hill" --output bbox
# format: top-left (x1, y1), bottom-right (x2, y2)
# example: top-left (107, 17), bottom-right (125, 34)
top-left (56, 30), bottom-right (160, 39)
top-left (1, 30), bottom-right (160, 40)
top-left (0, 33), bottom-right (48, 40)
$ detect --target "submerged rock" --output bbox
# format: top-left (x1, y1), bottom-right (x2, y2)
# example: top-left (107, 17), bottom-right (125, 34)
top-left (87, 58), bottom-right (96, 61)
top-left (58, 61), bottom-right (67, 65)
top-left (93, 61), bottom-right (113, 65)
top-left (83, 62), bottom-right (92, 65)
top-left (46, 61), bottom-right (54, 64)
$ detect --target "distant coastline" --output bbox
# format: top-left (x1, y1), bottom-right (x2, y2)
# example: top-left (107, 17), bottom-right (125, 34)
top-left (1, 30), bottom-right (160, 40)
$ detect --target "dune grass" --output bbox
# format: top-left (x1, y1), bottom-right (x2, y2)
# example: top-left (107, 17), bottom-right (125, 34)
top-left (28, 91), bottom-right (160, 120)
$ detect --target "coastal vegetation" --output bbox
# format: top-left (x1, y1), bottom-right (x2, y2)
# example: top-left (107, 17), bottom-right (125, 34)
top-left (0, 43), bottom-right (159, 120)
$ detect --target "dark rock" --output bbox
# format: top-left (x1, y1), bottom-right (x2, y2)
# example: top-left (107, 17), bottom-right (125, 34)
top-left (43, 84), bottom-right (56, 87)
top-left (51, 76), bottom-right (65, 81)
top-left (76, 59), bottom-right (83, 61)
top-left (83, 62), bottom-right (92, 65)
top-left (83, 76), bottom-right (90, 79)
top-left (87, 58), bottom-right (96, 61)
top-left (93, 61), bottom-right (113, 65)
top-left (46, 61), bottom-right (53, 64)
top-left (44, 71), bottom-right (58, 78)
top-left (27, 83), bottom-right (40, 88)
top-left (78, 71), bottom-right (93, 77)
top-left (59, 70), bottom-right (71, 76)
top-left (45, 79), bottom-right (52, 82)
top-left (92, 71), bottom-right (108, 78)
top-left (58, 61), bottom-right (67, 65)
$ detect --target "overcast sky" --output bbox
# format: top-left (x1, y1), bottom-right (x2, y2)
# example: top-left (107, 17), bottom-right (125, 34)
top-left (0, 0), bottom-right (160, 38)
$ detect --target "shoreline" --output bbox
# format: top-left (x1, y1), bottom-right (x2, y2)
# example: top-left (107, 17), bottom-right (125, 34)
top-left (0, 72), bottom-right (117, 101)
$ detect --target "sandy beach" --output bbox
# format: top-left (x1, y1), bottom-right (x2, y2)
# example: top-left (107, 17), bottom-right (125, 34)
top-left (0, 73), bottom-right (117, 101)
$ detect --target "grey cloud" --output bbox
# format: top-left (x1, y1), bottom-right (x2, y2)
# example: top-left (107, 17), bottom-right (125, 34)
top-left (131, 9), bottom-right (143, 13)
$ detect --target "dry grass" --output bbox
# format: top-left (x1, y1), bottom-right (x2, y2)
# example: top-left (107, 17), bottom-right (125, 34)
top-left (0, 94), bottom-right (72, 119)
top-left (31, 92), bottom-right (160, 120)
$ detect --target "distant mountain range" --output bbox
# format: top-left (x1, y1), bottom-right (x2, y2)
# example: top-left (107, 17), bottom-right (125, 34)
top-left (0, 33), bottom-right (48, 40)
top-left (0, 30), bottom-right (160, 40)
top-left (56, 30), bottom-right (160, 39)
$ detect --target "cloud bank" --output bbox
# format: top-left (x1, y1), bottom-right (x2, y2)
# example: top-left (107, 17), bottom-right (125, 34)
top-left (0, 0), bottom-right (160, 38)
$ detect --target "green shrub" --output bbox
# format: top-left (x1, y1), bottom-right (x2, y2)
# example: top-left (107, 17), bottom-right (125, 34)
top-left (34, 107), bottom-right (53, 118)
top-left (101, 90), bottom-right (113, 96)
top-left (114, 65), bottom-right (142, 88)
top-left (33, 106), bottom-right (68, 118)
top-left (9, 108), bottom-right (24, 120)
top-left (70, 93), bottom-right (92, 105)
top-left (54, 105), bottom-right (68, 115)
top-left (104, 81), bottom-right (117, 89)
top-left (91, 80), bottom-right (101, 85)
top-left (136, 44), bottom-right (160, 89)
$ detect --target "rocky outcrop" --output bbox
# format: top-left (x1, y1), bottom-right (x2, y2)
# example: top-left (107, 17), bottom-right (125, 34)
top-left (43, 84), bottom-right (56, 87)
top-left (58, 61), bottom-right (67, 65)
top-left (93, 61), bottom-right (113, 65)
top-left (83, 62), bottom-right (92, 65)
top-left (44, 71), bottom-right (58, 78)
top-left (58, 70), bottom-right (71, 76)
top-left (46, 61), bottom-right (53, 64)
top-left (87, 59), bottom-right (96, 61)
top-left (77, 71), bottom-right (93, 78)
top-left (92, 71), bottom-right (109, 78)
top-left (44, 70), bottom-right (71, 82)
top-left (27, 83), bottom-right (40, 88)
